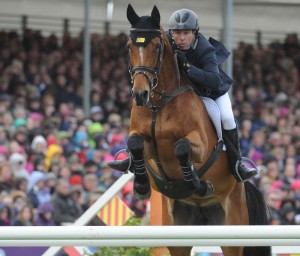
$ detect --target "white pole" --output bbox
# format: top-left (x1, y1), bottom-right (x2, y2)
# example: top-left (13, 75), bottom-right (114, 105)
top-left (0, 239), bottom-right (299, 247)
top-left (193, 246), bottom-right (300, 254)
top-left (222, 0), bottom-right (233, 78)
top-left (105, 0), bottom-right (114, 33)
top-left (222, 0), bottom-right (233, 97)
top-left (42, 173), bottom-right (134, 256)
top-left (2, 225), bottom-right (300, 240)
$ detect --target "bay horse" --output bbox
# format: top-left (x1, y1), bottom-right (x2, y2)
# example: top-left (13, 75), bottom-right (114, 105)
top-left (113, 4), bottom-right (270, 256)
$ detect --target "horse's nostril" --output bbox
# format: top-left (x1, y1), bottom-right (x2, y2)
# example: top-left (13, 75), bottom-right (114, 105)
top-left (142, 90), bottom-right (148, 100)
top-left (132, 89), bottom-right (149, 106)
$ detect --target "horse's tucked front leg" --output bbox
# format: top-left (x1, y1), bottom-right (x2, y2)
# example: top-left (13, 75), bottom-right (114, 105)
top-left (175, 138), bottom-right (212, 197)
top-left (127, 134), bottom-right (151, 199)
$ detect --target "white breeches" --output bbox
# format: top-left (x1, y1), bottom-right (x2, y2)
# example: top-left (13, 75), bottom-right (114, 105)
top-left (214, 92), bottom-right (236, 130)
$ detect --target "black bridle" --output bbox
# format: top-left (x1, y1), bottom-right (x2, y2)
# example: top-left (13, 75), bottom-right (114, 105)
top-left (128, 28), bottom-right (165, 97)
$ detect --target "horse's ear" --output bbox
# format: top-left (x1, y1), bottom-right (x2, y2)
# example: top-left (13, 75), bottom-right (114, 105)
top-left (127, 4), bottom-right (140, 26)
top-left (150, 5), bottom-right (160, 28)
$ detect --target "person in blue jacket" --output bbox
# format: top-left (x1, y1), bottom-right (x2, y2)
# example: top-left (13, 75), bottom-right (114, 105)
top-left (110, 9), bottom-right (258, 182)
top-left (168, 8), bottom-right (258, 181)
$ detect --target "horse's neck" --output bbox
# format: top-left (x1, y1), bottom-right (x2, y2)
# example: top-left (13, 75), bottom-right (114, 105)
top-left (158, 52), bottom-right (182, 92)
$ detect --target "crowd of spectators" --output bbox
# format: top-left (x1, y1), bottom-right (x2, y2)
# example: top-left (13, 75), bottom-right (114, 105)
top-left (0, 27), bottom-right (299, 229)
top-left (0, 28), bottom-right (146, 227)
top-left (233, 33), bottom-right (300, 225)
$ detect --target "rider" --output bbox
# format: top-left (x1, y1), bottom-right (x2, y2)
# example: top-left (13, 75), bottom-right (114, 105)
top-left (109, 9), bottom-right (258, 182)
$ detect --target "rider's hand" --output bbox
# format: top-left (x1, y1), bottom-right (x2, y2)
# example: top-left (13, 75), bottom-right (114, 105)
top-left (175, 50), bottom-right (190, 72)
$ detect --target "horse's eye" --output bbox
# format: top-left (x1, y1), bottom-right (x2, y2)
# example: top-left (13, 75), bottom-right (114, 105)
top-left (126, 44), bottom-right (132, 54)
top-left (127, 39), bottom-right (133, 49)
top-left (155, 44), bottom-right (160, 50)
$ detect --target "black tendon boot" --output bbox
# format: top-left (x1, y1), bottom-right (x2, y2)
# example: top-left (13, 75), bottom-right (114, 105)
top-left (223, 127), bottom-right (259, 182)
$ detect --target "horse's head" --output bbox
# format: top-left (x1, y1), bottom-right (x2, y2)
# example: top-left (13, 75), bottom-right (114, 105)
top-left (126, 4), bottom-right (164, 106)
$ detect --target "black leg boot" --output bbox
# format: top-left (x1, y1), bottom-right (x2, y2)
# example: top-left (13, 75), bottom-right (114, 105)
top-left (223, 127), bottom-right (258, 182)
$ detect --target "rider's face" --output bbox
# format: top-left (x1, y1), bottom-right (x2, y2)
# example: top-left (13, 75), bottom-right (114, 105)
top-left (171, 30), bottom-right (195, 50)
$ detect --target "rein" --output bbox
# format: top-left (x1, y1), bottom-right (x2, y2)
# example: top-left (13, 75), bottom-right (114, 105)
top-left (146, 85), bottom-right (192, 181)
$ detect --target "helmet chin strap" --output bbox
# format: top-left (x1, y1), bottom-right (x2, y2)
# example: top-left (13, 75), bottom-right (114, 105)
top-left (191, 36), bottom-right (198, 51)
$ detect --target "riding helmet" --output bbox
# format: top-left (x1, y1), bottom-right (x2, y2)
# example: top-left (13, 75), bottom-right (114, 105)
top-left (168, 9), bottom-right (199, 31)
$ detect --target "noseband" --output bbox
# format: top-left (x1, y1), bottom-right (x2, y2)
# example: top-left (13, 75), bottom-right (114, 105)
top-left (128, 28), bottom-right (164, 96)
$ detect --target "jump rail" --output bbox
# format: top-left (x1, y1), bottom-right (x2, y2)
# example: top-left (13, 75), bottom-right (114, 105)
top-left (43, 172), bottom-right (134, 256)
top-left (0, 226), bottom-right (299, 247)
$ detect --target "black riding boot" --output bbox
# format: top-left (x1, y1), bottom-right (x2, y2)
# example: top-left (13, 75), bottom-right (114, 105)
top-left (223, 128), bottom-right (258, 182)
top-left (107, 149), bottom-right (134, 173)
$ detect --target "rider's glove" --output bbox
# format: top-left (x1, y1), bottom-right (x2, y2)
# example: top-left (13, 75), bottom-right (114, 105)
top-left (175, 50), bottom-right (191, 72)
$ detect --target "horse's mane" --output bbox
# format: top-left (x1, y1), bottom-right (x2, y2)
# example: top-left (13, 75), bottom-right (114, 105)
top-left (159, 26), bottom-right (189, 89)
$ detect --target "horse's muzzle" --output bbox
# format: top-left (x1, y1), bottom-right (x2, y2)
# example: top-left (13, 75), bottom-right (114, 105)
top-left (132, 89), bottom-right (149, 106)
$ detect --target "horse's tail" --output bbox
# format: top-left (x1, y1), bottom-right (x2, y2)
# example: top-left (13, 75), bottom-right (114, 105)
top-left (243, 181), bottom-right (271, 256)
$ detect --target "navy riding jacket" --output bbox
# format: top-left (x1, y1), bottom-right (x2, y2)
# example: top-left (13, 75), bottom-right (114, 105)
top-left (167, 32), bottom-right (232, 100)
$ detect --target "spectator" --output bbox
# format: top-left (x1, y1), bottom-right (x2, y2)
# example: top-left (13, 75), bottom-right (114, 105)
top-left (31, 135), bottom-right (47, 155)
top-left (32, 156), bottom-right (46, 172)
top-left (280, 201), bottom-right (297, 225)
top-left (83, 173), bottom-right (99, 198)
top-left (0, 162), bottom-right (15, 193)
top-left (69, 174), bottom-right (84, 191)
top-left (281, 163), bottom-right (297, 186)
top-left (13, 177), bottom-right (28, 194)
top-left (51, 178), bottom-right (82, 225)
top-left (11, 190), bottom-right (29, 218)
top-left (34, 201), bottom-right (56, 226)
top-left (87, 122), bottom-right (104, 149)
top-left (90, 106), bottom-right (104, 124)
top-left (8, 152), bottom-right (29, 179)
top-left (0, 202), bottom-right (13, 226)
top-left (83, 160), bottom-right (100, 176)
top-left (12, 205), bottom-right (34, 226)
top-left (58, 164), bottom-right (71, 180)
top-left (44, 144), bottom-right (63, 172)
top-left (266, 191), bottom-right (282, 225)
top-left (70, 187), bottom-right (85, 213)
top-left (259, 156), bottom-right (280, 191)
top-left (27, 171), bottom-right (51, 208)
top-left (45, 172), bottom-right (57, 195)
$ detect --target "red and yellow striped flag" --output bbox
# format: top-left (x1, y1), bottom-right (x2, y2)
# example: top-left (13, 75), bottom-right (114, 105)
top-left (63, 246), bottom-right (93, 256)
top-left (97, 195), bottom-right (134, 226)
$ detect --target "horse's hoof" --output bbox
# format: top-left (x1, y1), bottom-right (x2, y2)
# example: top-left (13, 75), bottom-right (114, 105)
top-left (134, 181), bottom-right (151, 200)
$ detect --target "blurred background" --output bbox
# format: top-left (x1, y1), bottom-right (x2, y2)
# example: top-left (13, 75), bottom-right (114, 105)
top-left (0, 1), bottom-right (299, 255)
top-left (1, 0), bottom-right (300, 46)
